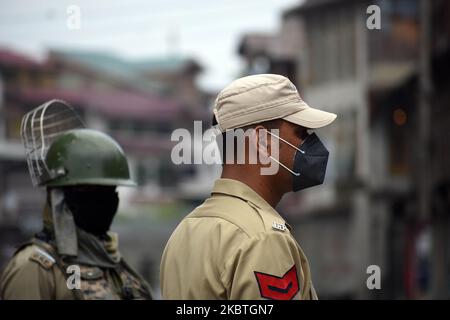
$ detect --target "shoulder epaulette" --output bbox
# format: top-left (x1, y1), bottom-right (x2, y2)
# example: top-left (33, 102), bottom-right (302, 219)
top-left (29, 247), bottom-right (56, 269)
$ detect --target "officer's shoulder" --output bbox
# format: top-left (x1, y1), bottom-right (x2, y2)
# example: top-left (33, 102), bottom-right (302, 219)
top-left (12, 243), bottom-right (56, 270)
top-left (187, 195), bottom-right (280, 238)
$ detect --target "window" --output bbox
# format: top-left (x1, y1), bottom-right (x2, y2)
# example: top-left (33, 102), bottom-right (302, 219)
top-left (308, 6), bottom-right (356, 84)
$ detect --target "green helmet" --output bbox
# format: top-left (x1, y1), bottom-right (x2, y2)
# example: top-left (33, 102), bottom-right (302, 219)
top-left (43, 129), bottom-right (136, 187)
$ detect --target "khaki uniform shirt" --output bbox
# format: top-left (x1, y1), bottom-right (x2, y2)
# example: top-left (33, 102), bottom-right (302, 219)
top-left (160, 178), bottom-right (317, 300)
top-left (1, 244), bottom-right (74, 299)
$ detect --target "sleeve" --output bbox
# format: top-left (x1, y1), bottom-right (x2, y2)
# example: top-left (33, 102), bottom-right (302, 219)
top-left (222, 231), bottom-right (314, 300)
top-left (0, 252), bottom-right (56, 300)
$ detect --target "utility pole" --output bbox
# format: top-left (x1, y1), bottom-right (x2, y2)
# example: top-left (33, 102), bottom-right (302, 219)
top-left (418, 0), bottom-right (445, 299)
top-left (418, 0), bottom-right (432, 222)
top-left (354, 1), bottom-right (371, 299)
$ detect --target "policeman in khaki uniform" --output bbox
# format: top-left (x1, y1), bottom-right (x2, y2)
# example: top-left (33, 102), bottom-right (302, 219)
top-left (161, 74), bottom-right (337, 300)
top-left (0, 126), bottom-right (152, 299)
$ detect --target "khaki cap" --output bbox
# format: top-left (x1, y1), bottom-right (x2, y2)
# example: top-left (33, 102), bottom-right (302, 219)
top-left (213, 74), bottom-right (336, 131)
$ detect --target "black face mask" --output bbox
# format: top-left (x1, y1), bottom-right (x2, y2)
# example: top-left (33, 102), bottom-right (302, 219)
top-left (291, 133), bottom-right (329, 191)
top-left (63, 186), bottom-right (119, 236)
top-left (267, 131), bottom-right (330, 192)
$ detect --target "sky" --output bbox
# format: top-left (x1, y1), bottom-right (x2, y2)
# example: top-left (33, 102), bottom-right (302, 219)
top-left (0, 0), bottom-right (302, 91)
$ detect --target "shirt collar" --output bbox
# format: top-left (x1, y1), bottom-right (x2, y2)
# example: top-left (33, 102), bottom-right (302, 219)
top-left (211, 178), bottom-right (292, 231)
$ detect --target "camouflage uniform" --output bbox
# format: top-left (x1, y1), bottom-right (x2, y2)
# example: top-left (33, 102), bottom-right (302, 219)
top-left (1, 227), bottom-right (152, 300)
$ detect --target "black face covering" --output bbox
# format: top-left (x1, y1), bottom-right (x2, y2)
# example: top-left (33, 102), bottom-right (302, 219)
top-left (291, 133), bottom-right (329, 191)
top-left (63, 186), bottom-right (119, 236)
top-left (266, 131), bottom-right (330, 192)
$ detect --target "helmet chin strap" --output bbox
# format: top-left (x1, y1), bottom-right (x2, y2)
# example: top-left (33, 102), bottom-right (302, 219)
top-left (50, 188), bottom-right (78, 257)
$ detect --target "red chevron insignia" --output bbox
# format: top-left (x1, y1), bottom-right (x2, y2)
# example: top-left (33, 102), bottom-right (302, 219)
top-left (254, 265), bottom-right (300, 300)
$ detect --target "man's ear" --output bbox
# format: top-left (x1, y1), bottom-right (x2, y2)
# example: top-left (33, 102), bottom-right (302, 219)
top-left (254, 125), bottom-right (271, 157)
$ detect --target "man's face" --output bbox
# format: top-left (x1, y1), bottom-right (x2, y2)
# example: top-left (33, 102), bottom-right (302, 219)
top-left (264, 120), bottom-right (309, 192)
top-left (63, 185), bottom-right (119, 236)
